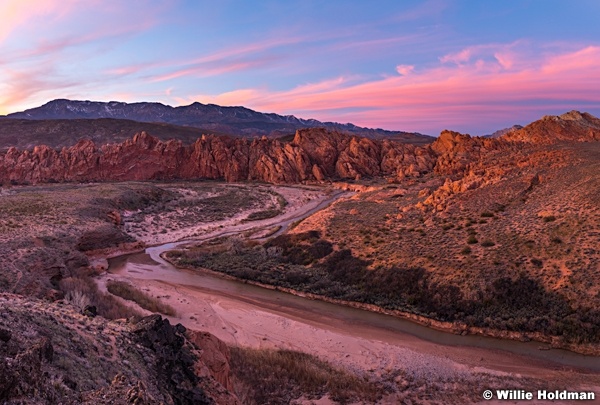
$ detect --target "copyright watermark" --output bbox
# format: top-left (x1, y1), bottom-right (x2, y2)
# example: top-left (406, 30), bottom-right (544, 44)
top-left (482, 389), bottom-right (596, 401)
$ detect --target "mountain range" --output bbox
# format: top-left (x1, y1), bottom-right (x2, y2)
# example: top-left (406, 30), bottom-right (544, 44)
top-left (1, 99), bottom-right (433, 146)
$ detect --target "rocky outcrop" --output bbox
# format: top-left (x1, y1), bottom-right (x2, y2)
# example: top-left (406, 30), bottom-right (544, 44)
top-left (0, 294), bottom-right (239, 404)
top-left (0, 129), bottom-right (435, 185)
top-left (429, 130), bottom-right (515, 176)
top-left (505, 110), bottom-right (600, 143)
top-left (185, 330), bottom-right (234, 396)
top-left (131, 315), bottom-right (213, 405)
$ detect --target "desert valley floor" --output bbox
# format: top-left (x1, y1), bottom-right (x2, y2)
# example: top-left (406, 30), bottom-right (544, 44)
top-left (1, 177), bottom-right (598, 404)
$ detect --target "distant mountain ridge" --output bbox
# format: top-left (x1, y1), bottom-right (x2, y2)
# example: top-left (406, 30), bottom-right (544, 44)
top-left (3, 99), bottom-right (433, 144)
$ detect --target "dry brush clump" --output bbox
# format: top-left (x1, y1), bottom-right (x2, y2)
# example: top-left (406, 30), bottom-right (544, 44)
top-left (106, 280), bottom-right (176, 316)
top-left (59, 271), bottom-right (140, 320)
top-left (230, 347), bottom-right (381, 404)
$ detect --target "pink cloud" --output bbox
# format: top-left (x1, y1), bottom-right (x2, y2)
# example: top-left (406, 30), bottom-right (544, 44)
top-left (151, 59), bottom-right (273, 82)
top-left (396, 65), bottom-right (415, 76)
top-left (0, 0), bottom-right (81, 44)
top-left (440, 48), bottom-right (473, 64)
top-left (0, 61), bottom-right (79, 110)
top-left (189, 44), bottom-right (600, 134)
top-left (440, 41), bottom-right (531, 69)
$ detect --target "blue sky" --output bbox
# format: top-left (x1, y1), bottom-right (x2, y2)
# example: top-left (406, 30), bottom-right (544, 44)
top-left (1, 0), bottom-right (599, 135)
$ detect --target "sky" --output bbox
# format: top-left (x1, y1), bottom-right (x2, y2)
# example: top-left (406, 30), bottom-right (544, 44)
top-left (1, 0), bottom-right (600, 135)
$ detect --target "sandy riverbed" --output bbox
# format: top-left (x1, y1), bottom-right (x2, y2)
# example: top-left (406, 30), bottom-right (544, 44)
top-left (99, 269), bottom-right (600, 403)
top-left (123, 184), bottom-right (335, 245)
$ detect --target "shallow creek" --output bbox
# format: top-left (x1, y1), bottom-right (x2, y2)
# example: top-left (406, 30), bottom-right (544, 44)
top-left (108, 238), bottom-right (600, 373)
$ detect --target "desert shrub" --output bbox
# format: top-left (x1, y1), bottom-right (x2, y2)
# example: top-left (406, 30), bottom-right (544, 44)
top-left (65, 290), bottom-right (90, 311)
top-left (107, 280), bottom-right (176, 316)
top-left (531, 258), bottom-right (543, 267)
top-left (307, 239), bottom-right (334, 260)
top-left (481, 240), bottom-right (495, 247)
top-left (264, 231), bottom-right (332, 265)
top-left (244, 209), bottom-right (281, 222)
top-left (493, 204), bottom-right (506, 212)
top-left (543, 215), bottom-right (556, 222)
top-left (174, 237), bottom-right (599, 344)
top-left (480, 212), bottom-right (494, 218)
top-left (322, 249), bottom-right (370, 285)
top-left (467, 235), bottom-right (478, 244)
top-left (114, 187), bottom-right (175, 211)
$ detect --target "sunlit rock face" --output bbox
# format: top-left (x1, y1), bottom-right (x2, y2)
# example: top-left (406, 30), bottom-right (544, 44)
top-left (0, 128), bottom-right (435, 184)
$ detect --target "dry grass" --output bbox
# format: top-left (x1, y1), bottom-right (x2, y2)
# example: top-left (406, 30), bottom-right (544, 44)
top-left (107, 280), bottom-right (176, 316)
top-left (59, 271), bottom-right (140, 320)
top-left (230, 347), bottom-right (381, 405)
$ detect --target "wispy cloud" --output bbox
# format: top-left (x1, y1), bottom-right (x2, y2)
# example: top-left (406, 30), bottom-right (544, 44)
top-left (0, 2), bottom-right (169, 113)
top-left (146, 36), bottom-right (305, 82)
top-left (395, 65), bottom-right (415, 76)
top-left (0, 62), bottom-right (79, 108)
top-left (0, 0), bottom-right (81, 44)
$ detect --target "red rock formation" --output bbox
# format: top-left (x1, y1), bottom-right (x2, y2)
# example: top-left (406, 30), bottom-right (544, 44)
top-left (1, 112), bottom-right (598, 185)
top-left (0, 129), bottom-right (434, 184)
top-left (505, 110), bottom-right (600, 143)
top-left (186, 330), bottom-right (235, 392)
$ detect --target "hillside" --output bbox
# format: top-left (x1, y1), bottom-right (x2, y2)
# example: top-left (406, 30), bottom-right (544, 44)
top-left (164, 111), bottom-right (600, 351)
top-left (3, 99), bottom-right (434, 144)
top-left (0, 293), bottom-right (239, 404)
top-left (0, 118), bottom-right (233, 151)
